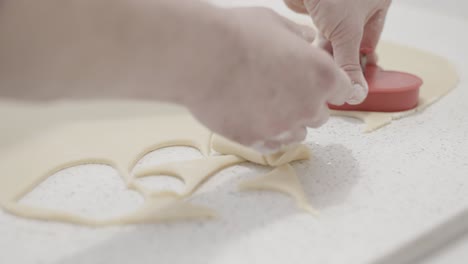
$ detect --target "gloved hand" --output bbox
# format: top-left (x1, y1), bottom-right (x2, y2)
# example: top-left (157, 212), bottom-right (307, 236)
top-left (187, 7), bottom-right (357, 152)
top-left (0, 0), bottom-right (357, 154)
top-left (284, 0), bottom-right (392, 104)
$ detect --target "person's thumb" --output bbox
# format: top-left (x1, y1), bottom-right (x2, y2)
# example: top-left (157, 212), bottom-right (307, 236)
top-left (331, 32), bottom-right (368, 105)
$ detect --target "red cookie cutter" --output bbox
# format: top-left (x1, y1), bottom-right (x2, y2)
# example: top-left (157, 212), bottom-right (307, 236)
top-left (329, 65), bottom-right (423, 112)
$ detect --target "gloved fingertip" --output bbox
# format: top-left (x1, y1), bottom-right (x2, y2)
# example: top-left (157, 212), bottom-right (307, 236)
top-left (301, 27), bottom-right (316, 43)
top-left (347, 82), bottom-right (368, 105)
top-left (271, 131), bottom-right (293, 142)
top-left (250, 141), bottom-right (279, 155)
top-left (303, 33), bottom-right (316, 43)
top-left (249, 126), bottom-right (309, 155)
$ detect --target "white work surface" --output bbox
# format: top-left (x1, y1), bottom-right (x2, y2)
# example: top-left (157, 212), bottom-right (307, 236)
top-left (1, 1), bottom-right (468, 264)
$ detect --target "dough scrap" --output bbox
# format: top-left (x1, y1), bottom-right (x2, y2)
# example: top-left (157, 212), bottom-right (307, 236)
top-left (332, 42), bottom-right (458, 132)
top-left (239, 164), bottom-right (318, 216)
top-left (212, 134), bottom-right (311, 166)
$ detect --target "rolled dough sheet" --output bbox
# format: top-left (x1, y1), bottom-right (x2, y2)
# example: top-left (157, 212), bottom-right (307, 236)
top-left (0, 101), bottom-right (312, 225)
top-left (332, 42), bottom-right (459, 132)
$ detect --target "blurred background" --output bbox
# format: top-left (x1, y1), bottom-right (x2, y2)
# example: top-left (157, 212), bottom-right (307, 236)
top-left (404, 0), bottom-right (468, 19)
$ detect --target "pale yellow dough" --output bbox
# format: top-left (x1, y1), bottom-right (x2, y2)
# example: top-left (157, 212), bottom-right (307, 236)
top-left (0, 42), bottom-right (458, 225)
top-left (0, 101), bottom-right (312, 225)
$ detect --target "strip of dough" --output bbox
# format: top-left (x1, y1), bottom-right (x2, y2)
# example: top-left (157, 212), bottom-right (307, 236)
top-left (239, 164), bottom-right (318, 216)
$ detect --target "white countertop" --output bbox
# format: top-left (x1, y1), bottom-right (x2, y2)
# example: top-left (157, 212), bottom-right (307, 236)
top-left (1, 1), bottom-right (467, 264)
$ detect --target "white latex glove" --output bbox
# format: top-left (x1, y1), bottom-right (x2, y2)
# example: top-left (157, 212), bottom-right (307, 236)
top-left (0, 1), bottom-right (356, 154)
top-left (187, 7), bottom-right (356, 153)
top-left (284, 0), bottom-right (392, 104)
